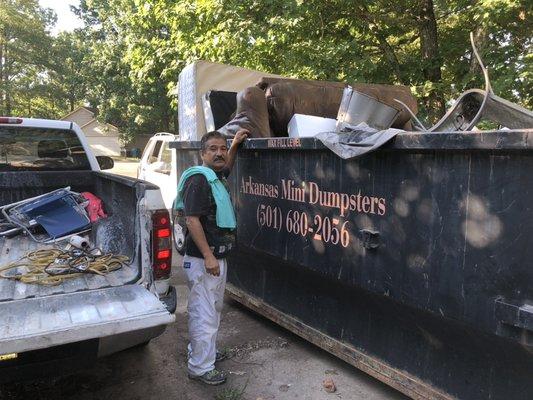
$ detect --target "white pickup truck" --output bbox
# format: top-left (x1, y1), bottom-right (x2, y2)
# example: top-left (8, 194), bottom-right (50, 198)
top-left (0, 117), bottom-right (176, 382)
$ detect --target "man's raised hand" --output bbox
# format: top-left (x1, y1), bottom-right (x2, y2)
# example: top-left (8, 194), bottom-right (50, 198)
top-left (233, 129), bottom-right (249, 145)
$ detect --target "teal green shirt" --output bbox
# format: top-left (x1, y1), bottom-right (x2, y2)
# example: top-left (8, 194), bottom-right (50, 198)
top-left (174, 166), bottom-right (236, 229)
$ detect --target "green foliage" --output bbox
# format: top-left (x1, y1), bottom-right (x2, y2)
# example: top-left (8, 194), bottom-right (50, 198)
top-left (81, 0), bottom-right (530, 128)
top-left (1, 0), bottom-right (530, 137)
top-left (49, 31), bottom-right (91, 113)
top-left (73, 0), bottom-right (177, 142)
top-left (0, 0), bottom-right (57, 117)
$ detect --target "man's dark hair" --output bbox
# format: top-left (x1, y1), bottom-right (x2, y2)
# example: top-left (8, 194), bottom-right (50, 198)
top-left (200, 131), bottom-right (225, 152)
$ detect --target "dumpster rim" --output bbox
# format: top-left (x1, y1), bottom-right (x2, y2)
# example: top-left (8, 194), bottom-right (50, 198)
top-left (170, 129), bottom-right (533, 152)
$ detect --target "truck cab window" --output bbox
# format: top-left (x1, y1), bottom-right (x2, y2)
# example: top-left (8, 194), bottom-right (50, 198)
top-left (0, 127), bottom-right (91, 171)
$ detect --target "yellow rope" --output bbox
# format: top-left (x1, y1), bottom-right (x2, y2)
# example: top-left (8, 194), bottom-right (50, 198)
top-left (0, 249), bottom-right (129, 286)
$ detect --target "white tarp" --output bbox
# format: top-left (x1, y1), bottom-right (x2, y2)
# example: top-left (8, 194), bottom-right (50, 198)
top-left (177, 60), bottom-right (280, 141)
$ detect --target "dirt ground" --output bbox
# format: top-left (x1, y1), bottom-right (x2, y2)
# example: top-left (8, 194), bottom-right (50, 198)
top-left (0, 261), bottom-right (406, 400)
top-left (0, 161), bottom-right (407, 400)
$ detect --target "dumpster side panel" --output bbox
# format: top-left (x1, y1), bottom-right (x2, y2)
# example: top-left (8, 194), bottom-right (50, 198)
top-left (228, 248), bottom-right (533, 400)
top-left (172, 136), bottom-right (533, 400)
top-left (233, 148), bottom-right (533, 336)
top-left (228, 145), bottom-right (533, 400)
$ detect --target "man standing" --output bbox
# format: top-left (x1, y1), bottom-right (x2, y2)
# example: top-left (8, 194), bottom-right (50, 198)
top-left (177, 130), bottom-right (248, 385)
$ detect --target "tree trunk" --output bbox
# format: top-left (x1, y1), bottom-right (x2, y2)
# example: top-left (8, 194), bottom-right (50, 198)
top-left (0, 41), bottom-right (4, 115)
top-left (4, 41), bottom-right (11, 115)
top-left (418, 0), bottom-right (445, 123)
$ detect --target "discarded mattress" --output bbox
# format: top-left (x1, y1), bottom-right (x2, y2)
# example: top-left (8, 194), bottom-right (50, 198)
top-left (176, 60), bottom-right (280, 141)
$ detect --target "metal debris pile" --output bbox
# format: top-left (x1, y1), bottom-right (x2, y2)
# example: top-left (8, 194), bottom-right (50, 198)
top-left (0, 187), bottom-right (99, 243)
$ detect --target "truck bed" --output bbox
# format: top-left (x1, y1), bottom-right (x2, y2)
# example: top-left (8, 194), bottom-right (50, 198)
top-left (0, 171), bottom-right (144, 302)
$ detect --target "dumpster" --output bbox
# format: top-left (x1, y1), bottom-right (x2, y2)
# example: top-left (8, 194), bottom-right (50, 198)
top-left (172, 129), bottom-right (533, 399)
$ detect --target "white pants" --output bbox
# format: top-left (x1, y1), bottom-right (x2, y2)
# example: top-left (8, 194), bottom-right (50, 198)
top-left (183, 254), bottom-right (227, 376)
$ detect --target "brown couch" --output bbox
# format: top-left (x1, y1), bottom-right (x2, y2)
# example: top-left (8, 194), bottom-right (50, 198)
top-left (218, 77), bottom-right (418, 138)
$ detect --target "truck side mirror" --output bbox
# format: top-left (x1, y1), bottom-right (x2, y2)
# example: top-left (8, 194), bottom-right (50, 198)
top-left (96, 156), bottom-right (114, 170)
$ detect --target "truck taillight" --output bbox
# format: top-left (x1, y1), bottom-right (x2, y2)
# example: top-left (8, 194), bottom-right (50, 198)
top-left (157, 228), bottom-right (171, 238)
top-left (152, 210), bottom-right (172, 279)
top-left (0, 117), bottom-right (22, 124)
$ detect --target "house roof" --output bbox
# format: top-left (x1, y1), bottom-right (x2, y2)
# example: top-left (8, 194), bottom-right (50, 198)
top-left (80, 117), bottom-right (119, 132)
top-left (61, 106), bottom-right (97, 120)
top-left (61, 106), bottom-right (119, 131)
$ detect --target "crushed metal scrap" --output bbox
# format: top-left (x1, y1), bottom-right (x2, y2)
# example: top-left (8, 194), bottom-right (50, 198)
top-left (397, 32), bottom-right (533, 132)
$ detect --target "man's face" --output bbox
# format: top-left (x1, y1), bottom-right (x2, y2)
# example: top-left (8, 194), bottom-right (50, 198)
top-left (201, 137), bottom-right (228, 171)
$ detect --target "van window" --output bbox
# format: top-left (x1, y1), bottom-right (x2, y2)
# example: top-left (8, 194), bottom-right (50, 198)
top-left (140, 140), bottom-right (154, 160)
top-left (160, 142), bottom-right (172, 164)
top-left (0, 126), bottom-right (91, 171)
top-left (147, 140), bottom-right (163, 164)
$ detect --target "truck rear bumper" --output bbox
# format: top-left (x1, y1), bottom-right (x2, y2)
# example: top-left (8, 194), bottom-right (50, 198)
top-left (0, 323), bottom-right (171, 384)
top-left (0, 285), bottom-right (175, 355)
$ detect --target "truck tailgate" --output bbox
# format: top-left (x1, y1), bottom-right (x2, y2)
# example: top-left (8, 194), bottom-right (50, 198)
top-left (0, 285), bottom-right (174, 354)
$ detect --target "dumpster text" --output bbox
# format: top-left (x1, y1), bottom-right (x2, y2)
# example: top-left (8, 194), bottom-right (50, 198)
top-left (256, 204), bottom-right (351, 248)
top-left (240, 176), bottom-right (387, 217)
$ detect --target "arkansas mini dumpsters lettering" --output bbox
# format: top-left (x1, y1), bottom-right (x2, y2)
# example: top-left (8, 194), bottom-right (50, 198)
top-left (240, 176), bottom-right (386, 217)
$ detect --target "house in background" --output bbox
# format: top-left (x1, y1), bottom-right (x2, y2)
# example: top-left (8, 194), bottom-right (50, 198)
top-left (61, 106), bottom-right (122, 157)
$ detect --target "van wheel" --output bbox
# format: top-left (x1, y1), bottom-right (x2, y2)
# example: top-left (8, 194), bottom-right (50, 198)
top-left (173, 215), bottom-right (185, 252)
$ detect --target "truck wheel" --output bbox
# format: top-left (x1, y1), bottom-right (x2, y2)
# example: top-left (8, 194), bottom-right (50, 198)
top-left (173, 215), bottom-right (185, 252)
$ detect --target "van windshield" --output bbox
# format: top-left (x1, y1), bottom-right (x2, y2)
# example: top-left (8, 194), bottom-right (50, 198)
top-left (0, 126), bottom-right (91, 171)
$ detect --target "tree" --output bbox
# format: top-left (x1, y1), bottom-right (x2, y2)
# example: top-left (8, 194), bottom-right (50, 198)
top-left (71, 0), bottom-right (178, 143)
top-left (6, 0), bottom-right (526, 133)
top-left (0, 0), bottom-right (57, 116)
top-left (90, 0), bottom-right (529, 125)
top-left (50, 31), bottom-right (91, 113)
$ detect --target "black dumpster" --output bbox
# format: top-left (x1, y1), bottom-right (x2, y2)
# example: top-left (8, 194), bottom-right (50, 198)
top-left (171, 130), bottom-right (533, 400)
